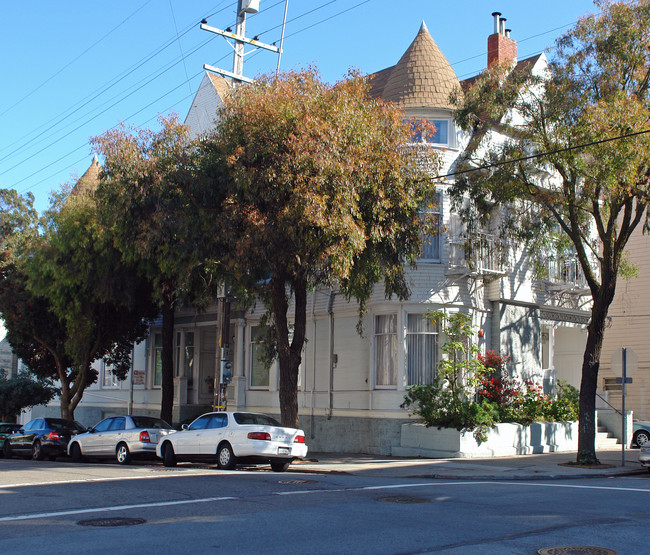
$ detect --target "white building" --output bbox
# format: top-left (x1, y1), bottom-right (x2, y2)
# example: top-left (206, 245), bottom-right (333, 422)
top-left (33, 16), bottom-right (591, 453)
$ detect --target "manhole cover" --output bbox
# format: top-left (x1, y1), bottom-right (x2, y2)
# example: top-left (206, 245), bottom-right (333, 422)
top-left (78, 517), bottom-right (146, 527)
top-left (377, 496), bottom-right (431, 504)
top-left (538, 547), bottom-right (616, 555)
top-left (278, 479), bottom-right (320, 485)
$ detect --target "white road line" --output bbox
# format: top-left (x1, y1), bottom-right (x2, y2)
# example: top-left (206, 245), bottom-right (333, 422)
top-left (0, 497), bottom-right (237, 522)
top-left (1, 479), bottom-right (650, 523)
top-left (0, 469), bottom-right (232, 489)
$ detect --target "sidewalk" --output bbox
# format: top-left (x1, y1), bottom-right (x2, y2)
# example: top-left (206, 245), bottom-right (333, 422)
top-left (291, 447), bottom-right (647, 480)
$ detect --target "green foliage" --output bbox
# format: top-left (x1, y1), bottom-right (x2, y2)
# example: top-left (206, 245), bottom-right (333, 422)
top-left (197, 68), bottom-right (439, 427)
top-left (402, 313), bottom-right (579, 441)
top-left (93, 115), bottom-right (221, 424)
top-left (0, 372), bottom-right (58, 420)
top-left (450, 0), bottom-right (650, 461)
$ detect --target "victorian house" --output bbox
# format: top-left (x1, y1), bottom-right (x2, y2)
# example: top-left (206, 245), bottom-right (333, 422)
top-left (32, 15), bottom-right (593, 454)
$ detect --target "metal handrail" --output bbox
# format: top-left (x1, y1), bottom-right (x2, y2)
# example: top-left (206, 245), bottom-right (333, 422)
top-left (596, 391), bottom-right (623, 417)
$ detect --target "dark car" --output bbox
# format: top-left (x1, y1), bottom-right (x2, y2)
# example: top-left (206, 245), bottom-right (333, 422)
top-left (3, 417), bottom-right (87, 461)
top-left (0, 423), bottom-right (21, 456)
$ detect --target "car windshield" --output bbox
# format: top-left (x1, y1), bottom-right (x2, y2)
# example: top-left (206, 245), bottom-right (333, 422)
top-left (233, 413), bottom-right (281, 426)
top-left (45, 419), bottom-right (86, 433)
top-left (131, 416), bottom-right (171, 429)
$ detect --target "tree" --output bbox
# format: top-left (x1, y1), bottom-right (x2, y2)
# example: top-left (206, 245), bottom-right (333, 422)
top-left (0, 189), bottom-right (75, 414)
top-left (450, 0), bottom-right (650, 463)
top-left (0, 373), bottom-right (58, 421)
top-left (197, 69), bottom-right (439, 427)
top-left (92, 115), bottom-right (220, 424)
top-left (20, 191), bottom-right (158, 419)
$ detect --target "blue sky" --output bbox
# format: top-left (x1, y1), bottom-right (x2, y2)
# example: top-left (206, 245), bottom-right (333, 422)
top-left (0, 0), bottom-right (597, 213)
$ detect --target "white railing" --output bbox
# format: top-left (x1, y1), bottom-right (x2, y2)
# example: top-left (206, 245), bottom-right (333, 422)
top-left (545, 257), bottom-right (588, 289)
top-left (448, 232), bottom-right (505, 273)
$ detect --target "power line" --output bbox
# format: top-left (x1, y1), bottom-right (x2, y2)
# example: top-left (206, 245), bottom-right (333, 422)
top-left (0, 2), bottom-right (231, 162)
top-left (436, 128), bottom-right (650, 181)
top-left (0, 1), bottom-right (154, 119)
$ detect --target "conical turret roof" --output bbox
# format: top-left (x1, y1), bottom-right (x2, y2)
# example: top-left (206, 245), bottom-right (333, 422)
top-left (71, 155), bottom-right (101, 197)
top-left (370, 22), bottom-right (461, 110)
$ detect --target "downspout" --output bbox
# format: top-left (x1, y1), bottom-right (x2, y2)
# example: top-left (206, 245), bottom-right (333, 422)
top-left (491, 301), bottom-right (501, 355)
top-left (327, 290), bottom-right (336, 420)
top-left (310, 291), bottom-right (317, 439)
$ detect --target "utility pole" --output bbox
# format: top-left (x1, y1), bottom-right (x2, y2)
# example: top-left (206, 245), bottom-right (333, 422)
top-left (201, 0), bottom-right (289, 411)
top-left (200, 0), bottom-right (287, 84)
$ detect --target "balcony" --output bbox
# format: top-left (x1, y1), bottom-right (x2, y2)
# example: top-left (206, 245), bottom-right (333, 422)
top-left (542, 257), bottom-right (590, 295)
top-left (447, 232), bottom-right (506, 278)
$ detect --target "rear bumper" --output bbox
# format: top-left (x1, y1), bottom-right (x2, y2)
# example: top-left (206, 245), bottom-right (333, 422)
top-left (237, 441), bottom-right (308, 460)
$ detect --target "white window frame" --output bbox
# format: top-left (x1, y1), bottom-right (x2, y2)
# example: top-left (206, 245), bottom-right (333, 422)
top-left (249, 325), bottom-right (270, 389)
top-left (405, 313), bottom-right (439, 386)
top-left (420, 191), bottom-right (442, 263)
top-left (373, 313), bottom-right (398, 389)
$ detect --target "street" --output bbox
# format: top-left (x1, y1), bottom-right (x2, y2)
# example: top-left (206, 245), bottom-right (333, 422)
top-left (0, 457), bottom-right (649, 554)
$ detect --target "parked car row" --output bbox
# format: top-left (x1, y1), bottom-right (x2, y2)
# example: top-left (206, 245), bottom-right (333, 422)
top-left (1, 411), bottom-right (308, 472)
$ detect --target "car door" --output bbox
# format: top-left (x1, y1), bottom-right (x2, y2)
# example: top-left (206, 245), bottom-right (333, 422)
top-left (102, 417), bottom-right (126, 456)
top-left (173, 415), bottom-right (211, 456)
top-left (83, 418), bottom-right (113, 455)
top-left (16, 419), bottom-right (41, 454)
top-left (200, 414), bottom-right (228, 456)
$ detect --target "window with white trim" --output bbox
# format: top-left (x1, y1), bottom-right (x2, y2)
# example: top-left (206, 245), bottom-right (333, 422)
top-left (408, 119), bottom-right (451, 146)
top-left (406, 314), bottom-right (438, 385)
top-left (374, 314), bottom-right (397, 387)
top-left (250, 326), bottom-right (269, 388)
top-left (420, 192), bottom-right (442, 262)
top-left (102, 361), bottom-right (118, 388)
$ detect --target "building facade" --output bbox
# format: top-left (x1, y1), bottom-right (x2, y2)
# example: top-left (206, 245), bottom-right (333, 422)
top-left (31, 16), bottom-right (593, 454)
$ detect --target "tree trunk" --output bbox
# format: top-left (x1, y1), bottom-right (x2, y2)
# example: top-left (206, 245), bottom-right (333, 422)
top-left (160, 300), bottom-right (175, 425)
top-left (271, 272), bottom-right (307, 429)
top-left (59, 378), bottom-right (74, 420)
top-left (577, 276), bottom-right (616, 465)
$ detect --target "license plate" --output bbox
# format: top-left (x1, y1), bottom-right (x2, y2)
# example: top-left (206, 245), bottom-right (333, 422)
top-left (278, 447), bottom-right (290, 455)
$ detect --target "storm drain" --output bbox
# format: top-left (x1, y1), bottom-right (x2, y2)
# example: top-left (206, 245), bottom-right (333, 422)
top-left (538, 547), bottom-right (617, 555)
top-left (377, 495), bottom-right (431, 504)
top-left (78, 517), bottom-right (146, 527)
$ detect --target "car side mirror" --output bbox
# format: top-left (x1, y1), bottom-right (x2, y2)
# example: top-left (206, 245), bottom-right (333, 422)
top-left (88, 427), bottom-right (95, 433)
top-left (182, 424), bottom-right (189, 431)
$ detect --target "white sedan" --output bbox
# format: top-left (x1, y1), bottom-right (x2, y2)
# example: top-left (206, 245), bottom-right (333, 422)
top-left (156, 411), bottom-right (308, 472)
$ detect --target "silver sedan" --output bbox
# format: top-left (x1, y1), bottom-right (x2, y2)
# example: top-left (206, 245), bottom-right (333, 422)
top-left (68, 415), bottom-right (175, 465)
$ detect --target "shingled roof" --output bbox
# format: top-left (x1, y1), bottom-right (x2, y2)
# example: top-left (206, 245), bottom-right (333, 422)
top-left (71, 155), bottom-right (101, 197)
top-left (369, 22), bottom-right (461, 110)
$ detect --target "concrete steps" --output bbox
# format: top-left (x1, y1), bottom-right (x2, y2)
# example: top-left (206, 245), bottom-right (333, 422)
top-left (596, 424), bottom-right (620, 449)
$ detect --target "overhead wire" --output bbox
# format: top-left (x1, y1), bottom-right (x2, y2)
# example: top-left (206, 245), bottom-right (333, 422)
top-left (0, 0), bottom-right (154, 119)
top-left (7, 1), bottom-right (598, 199)
top-left (12, 0), bottom-right (363, 193)
top-left (0, 2), bottom-right (232, 163)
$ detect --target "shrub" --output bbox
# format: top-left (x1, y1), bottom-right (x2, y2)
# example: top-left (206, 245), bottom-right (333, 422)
top-left (401, 311), bottom-right (580, 438)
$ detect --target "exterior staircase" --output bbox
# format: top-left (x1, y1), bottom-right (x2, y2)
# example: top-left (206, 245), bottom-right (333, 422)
top-left (596, 420), bottom-right (621, 449)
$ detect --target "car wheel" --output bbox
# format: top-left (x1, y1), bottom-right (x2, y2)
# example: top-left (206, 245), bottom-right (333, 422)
top-left (162, 442), bottom-right (177, 467)
top-left (217, 443), bottom-right (237, 470)
top-left (32, 440), bottom-right (44, 461)
top-left (3, 440), bottom-right (12, 459)
top-left (270, 461), bottom-right (291, 472)
top-left (116, 443), bottom-right (131, 465)
top-left (634, 430), bottom-right (650, 447)
top-left (70, 442), bottom-right (83, 463)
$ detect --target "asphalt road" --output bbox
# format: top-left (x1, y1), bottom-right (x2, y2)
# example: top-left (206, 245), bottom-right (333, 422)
top-left (0, 457), bottom-right (648, 554)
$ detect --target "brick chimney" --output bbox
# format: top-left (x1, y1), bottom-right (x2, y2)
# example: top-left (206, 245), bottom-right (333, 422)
top-left (487, 12), bottom-right (517, 68)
